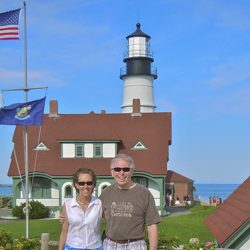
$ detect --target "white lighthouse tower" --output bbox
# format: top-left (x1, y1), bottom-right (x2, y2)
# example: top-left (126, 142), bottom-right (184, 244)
top-left (120, 23), bottom-right (157, 113)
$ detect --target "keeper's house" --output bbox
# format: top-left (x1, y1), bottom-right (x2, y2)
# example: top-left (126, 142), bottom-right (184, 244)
top-left (8, 100), bottom-right (172, 216)
top-left (8, 23), bottom-right (172, 216)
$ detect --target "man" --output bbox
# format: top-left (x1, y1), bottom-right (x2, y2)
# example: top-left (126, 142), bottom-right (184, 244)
top-left (100, 154), bottom-right (160, 250)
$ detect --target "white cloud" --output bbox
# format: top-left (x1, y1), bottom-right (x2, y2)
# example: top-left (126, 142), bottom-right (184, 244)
top-left (0, 69), bottom-right (65, 87)
top-left (193, 1), bottom-right (250, 30)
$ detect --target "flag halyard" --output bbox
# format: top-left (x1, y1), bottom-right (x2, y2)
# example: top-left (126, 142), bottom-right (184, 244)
top-left (0, 8), bottom-right (21, 40)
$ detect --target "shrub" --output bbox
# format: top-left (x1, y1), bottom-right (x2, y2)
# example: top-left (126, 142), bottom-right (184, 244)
top-left (156, 236), bottom-right (216, 250)
top-left (0, 229), bottom-right (14, 249)
top-left (29, 200), bottom-right (49, 219)
top-left (14, 237), bottom-right (40, 250)
top-left (12, 200), bottom-right (49, 219)
top-left (0, 230), bottom-right (40, 250)
top-left (157, 235), bottom-right (181, 250)
top-left (0, 196), bottom-right (12, 208)
top-left (12, 203), bottom-right (25, 219)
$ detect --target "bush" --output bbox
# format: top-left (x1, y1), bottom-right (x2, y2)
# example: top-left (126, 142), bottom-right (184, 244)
top-left (155, 236), bottom-right (216, 250)
top-left (0, 229), bottom-right (13, 249)
top-left (12, 204), bottom-right (25, 219)
top-left (14, 237), bottom-right (40, 250)
top-left (12, 200), bottom-right (49, 219)
top-left (0, 196), bottom-right (12, 208)
top-left (29, 200), bottom-right (49, 219)
top-left (0, 230), bottom-right (40, 250)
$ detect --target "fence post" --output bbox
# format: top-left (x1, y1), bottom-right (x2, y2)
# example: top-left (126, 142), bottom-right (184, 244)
top-left (41, 233), bottom-right (50, 250)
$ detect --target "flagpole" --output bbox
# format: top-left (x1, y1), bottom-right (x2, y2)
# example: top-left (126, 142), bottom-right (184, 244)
top-left (0, 5), bottom-right (48, 239)
top-left (23, 0), bottom-right (29, 239)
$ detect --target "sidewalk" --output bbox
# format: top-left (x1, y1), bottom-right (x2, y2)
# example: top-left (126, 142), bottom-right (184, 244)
top-left (163, 206), bottom-right (191, 217)
top-left (0, 208), bottom-right (16, 224)
top-left (0, 208), bottom-right (12, 217)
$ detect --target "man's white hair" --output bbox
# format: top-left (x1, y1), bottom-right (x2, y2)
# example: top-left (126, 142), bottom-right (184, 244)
top-left (110, 154), bottom-right (135, 170)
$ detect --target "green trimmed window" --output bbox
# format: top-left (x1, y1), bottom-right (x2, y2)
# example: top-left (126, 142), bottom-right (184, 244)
top-left (31, 178), bottom-right (51, 198)
top-left (94, 144), bottom-right (102, 157)
top-left (65, 185), bottom-right (73, 198)
top-left (75, 144), bottom-right (84, 157)
top-left (61, 141), bottom-right (117, 158)
top-left (132, 177), bottom-right (148, 187)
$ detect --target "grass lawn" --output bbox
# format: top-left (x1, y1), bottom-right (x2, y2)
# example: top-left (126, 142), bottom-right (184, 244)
top-left (158, 205), bottom-right (216, 244)
top-left (0, 205), bottom-right (216, 248)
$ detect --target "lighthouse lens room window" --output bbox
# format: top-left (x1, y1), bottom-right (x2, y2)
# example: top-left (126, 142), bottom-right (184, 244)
top-left (129, 37), bottom-right (147, 57)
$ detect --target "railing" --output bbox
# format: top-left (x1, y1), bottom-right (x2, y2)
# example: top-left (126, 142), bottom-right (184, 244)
top-left (123, 50), bottom-right (154, 59)
top-left (120, 66), bottom-right (157, 79)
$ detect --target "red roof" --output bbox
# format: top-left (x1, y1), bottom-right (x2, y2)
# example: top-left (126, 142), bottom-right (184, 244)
top-left (8, 112), bottom-right (172, 177)
top-left (205, 177), bottom-right (250, 245)
top-left (165, 170), bottom-right (193, 183)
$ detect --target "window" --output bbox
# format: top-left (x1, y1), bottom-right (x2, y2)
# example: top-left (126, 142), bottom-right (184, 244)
top-left (132, 177), bottom-right (148, 187)
top-left (94, 144), bottom-right (102, 157)
top-left (34, 142), bottom-right (49, 151)
top-left (131, 141), bottom-right (147, 150)
top-left (61, 141), bottom-right (117, 158)
top-left (102, 185), bottom-right (108, 191)
top-left (65, 185), bottom-right (73, 198)
top-left (75, 144), bottom-right (84, 157)
top-left (31, 178), bottom-right (51, 198)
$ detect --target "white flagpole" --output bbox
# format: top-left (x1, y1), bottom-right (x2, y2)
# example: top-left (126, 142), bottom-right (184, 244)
top-left (1, 4), bottom-right (48, 239)
top-left (23, 0), bottom-right (29, 239)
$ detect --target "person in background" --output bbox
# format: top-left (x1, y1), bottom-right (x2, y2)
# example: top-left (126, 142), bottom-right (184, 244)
top-left (169, 193), bottom-right (172, 206)
top-left (100, 154), bottom-right (160, 250)
top-left (175, 197), bottom-right (180, 206)
top-left (212, 196), bottom-right (216, 205)
top-left (165, 192), bottom-right (171, 211)
top-left (209, 196), bottom-right (212, 205)
top-left (59, 168), bottom-right (103, 250)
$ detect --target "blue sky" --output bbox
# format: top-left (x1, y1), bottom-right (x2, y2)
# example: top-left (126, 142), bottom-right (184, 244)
top-left (1, 0), bottom-right (249, 184)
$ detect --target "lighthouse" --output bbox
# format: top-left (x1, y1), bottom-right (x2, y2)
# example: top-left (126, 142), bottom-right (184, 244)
top-left (120, 23), bottom-right (157, 113)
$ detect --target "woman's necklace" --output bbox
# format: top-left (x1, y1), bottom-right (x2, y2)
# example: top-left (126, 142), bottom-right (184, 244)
top-left (77, 196), bottom-right (90, 206)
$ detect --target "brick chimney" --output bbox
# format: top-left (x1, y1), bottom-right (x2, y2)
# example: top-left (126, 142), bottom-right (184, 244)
top-left (49, 100), bottom-right (59, 117)
top-left (131, 99), bottom-right (142, 117)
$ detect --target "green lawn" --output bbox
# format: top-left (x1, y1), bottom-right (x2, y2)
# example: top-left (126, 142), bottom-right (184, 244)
top-left (0, 205), bottom-right (216, 247)
top-left (158, 205), bottom-right (216, 244)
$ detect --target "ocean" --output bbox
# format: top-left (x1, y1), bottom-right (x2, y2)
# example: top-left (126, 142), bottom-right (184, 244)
top-left (194, 183), bottom-right (240, 204)
top-left (0, 184), bottom-right (240, 202)
top-left (0, 185), bottom-right (13, 197)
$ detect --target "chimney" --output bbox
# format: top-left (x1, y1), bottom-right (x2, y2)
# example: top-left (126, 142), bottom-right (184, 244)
top-left (131, 99), bottom-right (142, 117)
top-left (49, 100), bottom-right (59, 117)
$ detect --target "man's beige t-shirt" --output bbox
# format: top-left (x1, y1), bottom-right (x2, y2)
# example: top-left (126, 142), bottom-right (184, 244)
top-left (100, 184), bottom-right (160, 240)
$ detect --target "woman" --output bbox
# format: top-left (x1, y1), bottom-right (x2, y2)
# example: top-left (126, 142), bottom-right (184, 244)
top-left (59, 168), bottom-right (103, 250)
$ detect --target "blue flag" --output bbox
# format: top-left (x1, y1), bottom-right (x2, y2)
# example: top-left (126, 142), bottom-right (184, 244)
top-left (0, 97), bottom-right (46, 125)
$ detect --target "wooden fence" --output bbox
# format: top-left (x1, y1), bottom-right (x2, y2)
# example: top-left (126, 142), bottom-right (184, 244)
top-left (41, 233), bottom-right (58, 250)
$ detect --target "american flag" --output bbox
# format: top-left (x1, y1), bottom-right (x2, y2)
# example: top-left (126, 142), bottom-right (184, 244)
top-left (0, 9), bottom-right (21, 40)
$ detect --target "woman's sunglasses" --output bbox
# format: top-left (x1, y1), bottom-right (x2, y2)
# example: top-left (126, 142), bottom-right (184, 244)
top-left (77, 181), bottom-right (93, 186)
top-left (112, 167), bottom-right (131, 172)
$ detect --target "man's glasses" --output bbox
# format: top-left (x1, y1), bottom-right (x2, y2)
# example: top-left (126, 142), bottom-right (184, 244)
top-left (112, 167), bottom-right (131, 172)
top-left (77, 181), bottom-right (93, 186)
